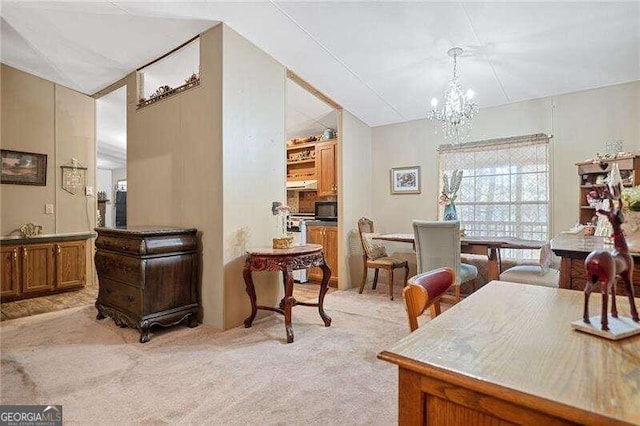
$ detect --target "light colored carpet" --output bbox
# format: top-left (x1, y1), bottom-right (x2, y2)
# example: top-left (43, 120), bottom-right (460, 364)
top-left (0, 284), bottom-right (422, 425)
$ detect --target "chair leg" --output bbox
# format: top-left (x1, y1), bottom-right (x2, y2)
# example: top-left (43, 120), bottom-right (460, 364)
top-left (455, 284), bottom-right (461, 303)
top-left (359, 266), bottom-right (368, 294)
top-left (403, 264), bottom-right (409, 287)
top-left (389, 268), bottom-right (395, 301)
top-left (373, 269), bottom-right (379, 289)
top-left (429, 301), bottom-right (442, 319)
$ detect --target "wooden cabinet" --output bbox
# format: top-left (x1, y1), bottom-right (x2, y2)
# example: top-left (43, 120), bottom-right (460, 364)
top-left (307, 225), bottom-right (338, 287)
top-left (55, 241), bottom-right (86, 289)
top-left (94, 226), bottom-right (199, 343)
top-left (1, 237), bottom-right (88, 301)
top-left (1, 246), bottom-right (20, 298)
top-left (316, 140), bottom-right (337, 197)
top-left (21, 243), bottom-right (55, 294)
top-left (576, 155), bottom-right (640, 224)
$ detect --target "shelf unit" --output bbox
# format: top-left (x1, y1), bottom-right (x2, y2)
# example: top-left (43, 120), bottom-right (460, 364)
top-left (286, 142), bottom-right (318, 182)
top-left (576, 155), bottom-right (640, 224)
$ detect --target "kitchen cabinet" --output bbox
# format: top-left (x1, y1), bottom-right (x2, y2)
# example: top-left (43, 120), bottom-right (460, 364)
top-left (1, 246), bottom-right (20, 298)
top-left (316, 140), bottom-right (337, 197)
top-left (0, 236), bottom-right (88, 301)
top-left (576, 155), bottom-right (640, 224)
top-left (307, 225), bottom-right (338, 287)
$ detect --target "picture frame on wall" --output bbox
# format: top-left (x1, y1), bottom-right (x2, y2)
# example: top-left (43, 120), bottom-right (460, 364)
top-left (390, 166), bottom-right (421, 194)
top-left (1, 149), bottom-right (47, 186)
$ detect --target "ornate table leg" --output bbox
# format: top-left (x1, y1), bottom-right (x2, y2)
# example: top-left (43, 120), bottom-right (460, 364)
top-left (139, 320), bottom-right (151, 343)
top-left (283, 266), bottom-right (295, 343)
top-left (318, 261), bottom-right (332, 327)
top-left (243, 257), bottom-right (258, 328)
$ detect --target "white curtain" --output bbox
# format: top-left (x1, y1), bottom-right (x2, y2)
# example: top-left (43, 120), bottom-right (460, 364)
top-left (439, 134), bottom-right (550, 260)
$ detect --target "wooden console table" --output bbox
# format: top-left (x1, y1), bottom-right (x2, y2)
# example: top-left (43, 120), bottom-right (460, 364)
top-left (94, 226), bottom-right (199, 343)
top-left (243, 244), bottom-right (332, 343)
top-left (551, 233), bottom-right (640, 295)
top-left (379, 281), bottom-right (640, 425)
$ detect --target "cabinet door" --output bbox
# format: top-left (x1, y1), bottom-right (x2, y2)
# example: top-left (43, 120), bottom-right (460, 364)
top-left (21, 243), bottom-right (55, 294)
top-left (55, 241), bottom-right (86, 289)
top-left (1, 246), bottom-right (21, 298)
top-left (323, 227), bottom-right (338, 286)
top-left (316, 141), bottom-right (336, 197)
top-left (307, 226), bottom-right (324, 281)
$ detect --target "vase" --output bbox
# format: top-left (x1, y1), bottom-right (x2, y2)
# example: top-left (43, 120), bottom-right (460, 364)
top-left (443, 203), bottom-right (458, 221)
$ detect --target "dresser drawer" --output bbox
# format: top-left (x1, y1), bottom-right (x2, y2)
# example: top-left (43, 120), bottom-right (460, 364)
top-left (99, 279), bottom-right (142, 315)
top-left (95, 252), bottom-right (143, 287)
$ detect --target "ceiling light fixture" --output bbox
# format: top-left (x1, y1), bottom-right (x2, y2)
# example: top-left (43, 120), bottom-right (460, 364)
top-left (428, 47), bottom-right (478, 144)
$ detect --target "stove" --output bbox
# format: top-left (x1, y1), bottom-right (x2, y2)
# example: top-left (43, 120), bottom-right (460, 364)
top-left (287, 213), bottom-right (315, 232)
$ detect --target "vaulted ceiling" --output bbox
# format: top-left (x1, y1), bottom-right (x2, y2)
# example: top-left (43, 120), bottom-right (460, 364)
top-left (2, 1), bottom-right (639, 127)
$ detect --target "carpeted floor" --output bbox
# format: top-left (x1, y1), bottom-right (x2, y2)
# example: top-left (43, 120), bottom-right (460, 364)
top-left (0, 284), bottom-right (428, 425)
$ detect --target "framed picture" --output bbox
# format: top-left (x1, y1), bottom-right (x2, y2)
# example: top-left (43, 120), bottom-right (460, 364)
top-left (1, 149), bottom-right (47, 186)
top-left (390, 166), bottom-right (421, 194)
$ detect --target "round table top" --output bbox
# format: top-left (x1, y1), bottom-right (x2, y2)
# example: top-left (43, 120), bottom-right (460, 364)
top-left (247, 244), bottom-right (323, 257)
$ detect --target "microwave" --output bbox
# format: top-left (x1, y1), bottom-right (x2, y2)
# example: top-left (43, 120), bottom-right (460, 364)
top-left (315, 201), bottom-right (338, 221)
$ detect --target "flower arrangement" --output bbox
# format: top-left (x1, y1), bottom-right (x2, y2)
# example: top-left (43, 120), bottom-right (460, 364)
top-left (622, 185), bottom-right (640, 212)
top-left (440, 169), bottom-right (463, 220)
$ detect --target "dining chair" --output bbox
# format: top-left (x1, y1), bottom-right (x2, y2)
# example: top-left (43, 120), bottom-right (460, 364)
top-left (499, 243), bottom-right (560, 287)
top-left (357, 217), bottom-right (409, 300)
top-left (412, 220), bottom-right (478, 303)
top-left (403, 267), bottom-right (455, 332)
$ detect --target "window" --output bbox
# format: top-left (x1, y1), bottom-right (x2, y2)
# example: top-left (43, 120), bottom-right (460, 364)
top-left (439, 134), bottom-right (550, 260)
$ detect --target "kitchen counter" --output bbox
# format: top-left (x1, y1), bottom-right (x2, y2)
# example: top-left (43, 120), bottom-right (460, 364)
top-left (1, 231), bottom-right (96, 246)
top-left (305, 220), bottom-right (338, 227)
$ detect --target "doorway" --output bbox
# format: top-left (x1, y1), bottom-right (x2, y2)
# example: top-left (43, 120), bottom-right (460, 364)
top-left (96, 86), bottom-right (127, 228)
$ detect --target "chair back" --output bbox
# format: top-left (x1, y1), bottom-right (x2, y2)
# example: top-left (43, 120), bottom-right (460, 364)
top-left (357, 217), bottom-right (387, 261)
top-left (403, 267), bottom-right (455, 332)
top-left (413, 220), bottom-right (462, 284)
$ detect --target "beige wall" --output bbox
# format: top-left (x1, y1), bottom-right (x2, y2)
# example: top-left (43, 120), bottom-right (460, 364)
top-left (1, 64), bottom-right (96, 236)
top-left (339, 110), bottom-right (373, 289)
top-left (127, 25), bottom-right (225, 328)
top-left (127, 24), bottom-right (286, 330)
top-left (0, 64), bottom-right (96, 285)
top-left (222, 25), bottom-right (286, 328)
top-left (371, 81), bottom-right (640, 238)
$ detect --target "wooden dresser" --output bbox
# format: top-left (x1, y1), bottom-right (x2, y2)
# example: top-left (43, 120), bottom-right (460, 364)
top-left (94, 226), bottom-right (199, 343)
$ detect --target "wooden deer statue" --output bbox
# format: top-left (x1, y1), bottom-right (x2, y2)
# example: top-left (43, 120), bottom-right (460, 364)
top-left (584, 182), bottom-right (639, 331)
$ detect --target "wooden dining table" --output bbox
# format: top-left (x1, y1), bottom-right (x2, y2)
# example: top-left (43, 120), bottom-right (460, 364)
top-left (374, 233), bottom-right (544, 281)
top-left (378, 281), bottom-right (640, 425)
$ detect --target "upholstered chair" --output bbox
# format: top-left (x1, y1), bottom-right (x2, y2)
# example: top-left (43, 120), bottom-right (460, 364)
top-left (499, 243), bottom-right (560, 287)
top-left (412, 220), bottom-right (478, 303)
top-left (403, 267), bottom-right (455, 332)
top-left (357, 217), bottom-right (409, 300)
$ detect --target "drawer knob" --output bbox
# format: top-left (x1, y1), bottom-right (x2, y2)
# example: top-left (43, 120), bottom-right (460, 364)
top-left (105, 288), bottom-right (112, 294)
top-left (126, 295), bottom-right (134, 303)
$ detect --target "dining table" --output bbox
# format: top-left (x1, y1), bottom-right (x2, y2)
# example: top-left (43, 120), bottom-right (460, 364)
top-left (373, 233), bottom-right (544, 281)
top-left (378, 281), bottom-right (640, 425)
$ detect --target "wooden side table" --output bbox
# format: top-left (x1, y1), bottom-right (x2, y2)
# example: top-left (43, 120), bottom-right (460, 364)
top-left (243, 244), bottom-right (332, 343)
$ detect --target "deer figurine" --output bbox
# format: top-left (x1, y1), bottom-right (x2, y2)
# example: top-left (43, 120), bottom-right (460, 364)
top-left (583, 182), bottom-right (639, 331)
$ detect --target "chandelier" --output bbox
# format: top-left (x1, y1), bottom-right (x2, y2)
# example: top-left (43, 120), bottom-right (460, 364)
top-left (427, 47), bottom-right (478, 144)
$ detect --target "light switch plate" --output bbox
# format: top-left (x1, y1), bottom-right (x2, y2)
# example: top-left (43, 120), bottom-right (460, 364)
top-left (85, 186), bottom-right (94, 196)
top-left (45, 204), bottom-right (54, 214)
